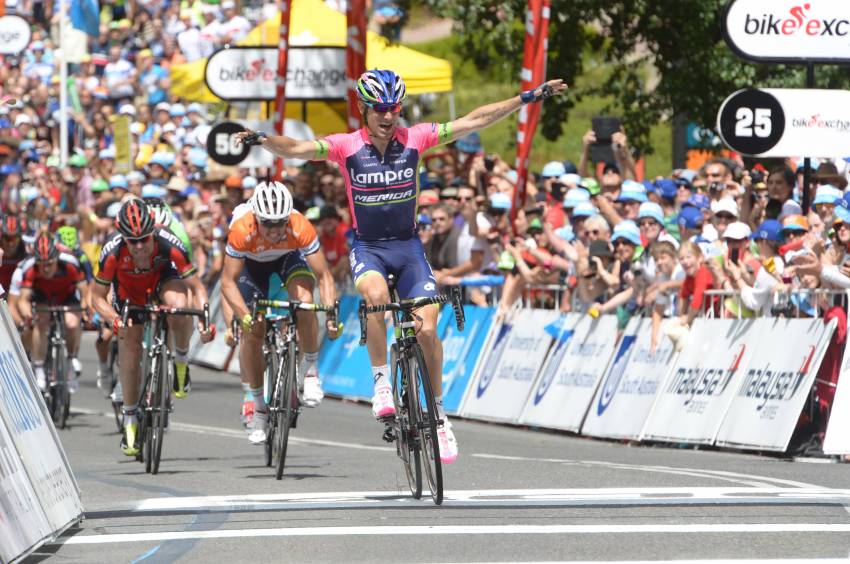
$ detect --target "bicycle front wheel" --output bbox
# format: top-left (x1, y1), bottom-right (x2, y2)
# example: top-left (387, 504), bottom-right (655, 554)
top-left (392, 343), bottom-right (421, 499)
top-left (143, 353), bottom-right (157, 473)
top-left (54, 345), bottom-right (70, 430)
top-left (150, 346), bottom-right (169, 475)
top-left (274, 339), bottom-right (297, 480)
top-left (410, 343), bottom-right (443, 505)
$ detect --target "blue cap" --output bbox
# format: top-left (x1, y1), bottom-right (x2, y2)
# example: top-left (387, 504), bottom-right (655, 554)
top-left (149, 151), bottom-right (176, 168)
top-left (188, 147), bottom-right (208, 168)
top-left (455, 132), bottom-right (481, 154)
top-left (555, 225), bottom-right (575, 242)
top-left (642, 180), bottom-right (657, 194)
top-left (612, 220), bottom-right (642, 247)
top-left (187, 103), bottom-right (205, 115)
top-left (18, 140), bottom-right (35, 151)
top-left (169, 103), bottom-right (187, 117)
top-left (109, 174), bottom-right (128, 189)
top-left (678, 206), bottom-right (704, 230)
top-left (489, 192), bottom-right (512, 210)
top-left (814, 185), bottom-right (843, 207)
top-left (571, 201), bottom-right (598, 218)
top-left (0, 163), bottom-right (20, 175)
top-left (417, 213), bottom-right (432, 226)
top-left (0, 119), bottom-right (11, 129)
top-left (834, 205), bottom-right (850, 225)
top-left (126, 171), bottom-right (145, 183)
top-left (638, 202), bottom-right (664, 225)
top-left (684, 193), bottom-right (711, 210)
top-left (656, 179), bottom-right (678, 200)
top-left (562, 188), bottom-right (590, 209)
top-left (541, 161), bottom-right (567, 178)
top-left (141, 184), bottom-right (168, 198)
top-left (31, 41), bottom-right (44, 51)
top-left (242, 176), bottom-right (258, 189)
top-left (752, 219), bottom-right (783, 242)
top-left (179, 186), bottom-right (199, 198)
top-left (616, 190), bottom-right (648, 203)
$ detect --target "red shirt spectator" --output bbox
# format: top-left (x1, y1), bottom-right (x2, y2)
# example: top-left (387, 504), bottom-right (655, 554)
top-left (680, 263), bottom-right (715, 312)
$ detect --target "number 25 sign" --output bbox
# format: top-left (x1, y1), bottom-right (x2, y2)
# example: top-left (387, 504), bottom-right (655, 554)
top-left (717, 88), bottom-right (850, 157)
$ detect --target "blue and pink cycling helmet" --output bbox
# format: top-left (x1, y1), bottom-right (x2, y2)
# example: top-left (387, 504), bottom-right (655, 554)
top-left (356, 70), bottom-right (407, 106)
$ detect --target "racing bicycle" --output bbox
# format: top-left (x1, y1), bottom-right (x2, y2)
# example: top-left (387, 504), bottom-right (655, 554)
top-left (122, 301), bottom-right (210, 474)
top-left (358, 279), bottom-right (464, 505)
top-left (245, 295), bottom-right (339, 480)
top-left (36, 305), bottom-right (84, 430)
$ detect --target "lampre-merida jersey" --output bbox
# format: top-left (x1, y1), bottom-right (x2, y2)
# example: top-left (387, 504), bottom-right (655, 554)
top-left (317, 123), bottom-right (451, 241)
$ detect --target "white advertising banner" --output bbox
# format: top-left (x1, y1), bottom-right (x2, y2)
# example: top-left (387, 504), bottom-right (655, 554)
top-left (205, 47), bottom-right (346, 101)
top-left (582, 317), bottom-right (678, 440)
top-left (641, 318), bottom-right (756, 445)
top-left (723, 0), bottom-right (850, 63)
top-left (460, 309), bottom-right (558, 423)
top-left (716, 318), bottom-right (836, 452)
top-left (519, 314), bottom-right (617, 432)
top-left (717, 88), bottom-right (850, 158)
top-left (0, 304), bottom-right (83, 538)
top-left (0, 411), bottom-right (53, 563)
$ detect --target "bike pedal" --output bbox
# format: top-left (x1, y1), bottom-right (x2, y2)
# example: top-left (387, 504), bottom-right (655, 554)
top-left (381, 426), bottom-right (397, 443)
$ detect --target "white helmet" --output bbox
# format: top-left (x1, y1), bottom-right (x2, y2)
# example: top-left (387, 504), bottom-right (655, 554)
top-left (252, 180), bottom-right (293, 221)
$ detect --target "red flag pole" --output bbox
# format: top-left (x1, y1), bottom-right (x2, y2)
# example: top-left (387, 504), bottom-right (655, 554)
top-left (512, 0), bottom-right (550, 229)
top-left (273, 0), bottom-right (293, 180)
top-left (346, 0), bottom-right (367, 131)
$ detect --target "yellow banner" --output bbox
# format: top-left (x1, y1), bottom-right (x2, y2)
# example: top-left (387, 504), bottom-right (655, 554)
top-left (113, 116), bottom-right (132, 174)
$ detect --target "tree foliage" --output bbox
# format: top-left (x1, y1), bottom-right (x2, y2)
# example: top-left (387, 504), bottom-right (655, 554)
top-left (423, 0), bottom-right (850, 154)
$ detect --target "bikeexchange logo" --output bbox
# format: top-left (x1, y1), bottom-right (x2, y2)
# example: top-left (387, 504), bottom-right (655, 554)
top-left (791, 113), bottom-right (850, 133)
top-left (741, 3), bottom-right (850, 37)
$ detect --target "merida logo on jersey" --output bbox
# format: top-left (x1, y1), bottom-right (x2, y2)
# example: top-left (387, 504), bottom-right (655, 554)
top-left (353, 189), bottom-right (415, 204)
top-left (349, 167), bottom-right (415, 185)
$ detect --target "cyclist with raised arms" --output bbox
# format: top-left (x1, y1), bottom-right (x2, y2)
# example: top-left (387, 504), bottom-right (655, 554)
top-left (19, 234), bottom-right (87, 393)
top-left (220, 180), bottom-right (339, 445)
top-left (237, 70), bottom-right (567, 463)
top-left (91, 199), bottom-right (215, 456)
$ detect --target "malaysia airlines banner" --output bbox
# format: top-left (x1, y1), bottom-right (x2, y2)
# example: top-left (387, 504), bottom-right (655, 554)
top-left (346, 0), bottom-right (367, 131)
top-left (513, 0), bottom-right (550, 217)
top-left (519, 314), bottom-right (617, 432)
top-left (716, 318), bottom-right (835, 451)
top-left (460, 309), bottom-right (558, 423)
top-left (641, 318), bottom-right (756, 445)
top-left (582, 317), bottom-right (678, 440)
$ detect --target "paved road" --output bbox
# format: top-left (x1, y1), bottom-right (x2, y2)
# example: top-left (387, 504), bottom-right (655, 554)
top-left (28, 334), bottom-right (850, 563)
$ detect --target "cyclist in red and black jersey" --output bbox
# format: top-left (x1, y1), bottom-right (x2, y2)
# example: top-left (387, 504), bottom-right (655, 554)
top-left (0, 214), bottom-right (28, 295)
top-left (19, 235), bottom-right (87, 393)
top-left (91, 199), bottom-right (214, 457)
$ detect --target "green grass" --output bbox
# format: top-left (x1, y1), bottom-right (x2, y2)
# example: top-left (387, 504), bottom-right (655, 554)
top-left (407, 36), bottom-right (673, 178)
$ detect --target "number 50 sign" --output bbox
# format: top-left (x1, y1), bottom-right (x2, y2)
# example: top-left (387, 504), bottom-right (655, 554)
top-left (717, 88), bottom-right (850, 157)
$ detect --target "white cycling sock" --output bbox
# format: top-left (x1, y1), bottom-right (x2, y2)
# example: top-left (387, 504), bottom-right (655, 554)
top-left (242, 381), bottom-right (251, 400)
top-left (99, 361), bottom-right (110, 374)
top-left (435, 395), bottom-right (446, 418)
top-left (175, 348), bottom-right (189, 364)
top-left (122, 404), bottom-right (138, 425)
top-left (372, 364), bottom-right (389, 389)
top-left (251, 386), bottom-right (267, 412)
top-left (298, 352), bottom-right (319, 384)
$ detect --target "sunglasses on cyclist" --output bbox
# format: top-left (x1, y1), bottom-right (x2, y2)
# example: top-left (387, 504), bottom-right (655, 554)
top-left (259, 217), bottom-right (288, 229)
top-left (367, 102), bottom-right (402, 114)
top-left (124, 234), bottom-right (153, 245)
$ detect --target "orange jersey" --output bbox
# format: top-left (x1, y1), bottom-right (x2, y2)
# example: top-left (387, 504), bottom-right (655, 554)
top-left (226, 204), bottom-right (320, 262)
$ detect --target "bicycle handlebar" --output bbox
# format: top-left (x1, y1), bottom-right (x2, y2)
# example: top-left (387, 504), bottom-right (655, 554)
top-left (358, 287), bottom-right (465, 346)
top-left (250, 294), bottom-right (339, 323)
top-left (33, 305), bottom-right (85, 313)
top-left (120, 300), bottom-right (211, 332)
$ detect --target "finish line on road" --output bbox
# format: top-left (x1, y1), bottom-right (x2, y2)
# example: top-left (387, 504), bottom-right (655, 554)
top-left (55, 522), bottom-right (850, 545)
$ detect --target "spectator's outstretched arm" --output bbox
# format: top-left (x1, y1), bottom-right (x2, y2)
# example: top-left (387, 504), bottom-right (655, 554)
top-left (578, 129), bottom-right (595, 178)
top-left (446, 80), bottom-right (567, 141)
top-left (611, 130), bottom-right (637, 181)
top-left (594, 286), bottom-right (635, 315)
top-left (595, 195), bottom-right (623, 227)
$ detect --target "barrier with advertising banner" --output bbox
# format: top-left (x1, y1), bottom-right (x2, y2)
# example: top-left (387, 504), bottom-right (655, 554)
top-left (582, 317), bottom-right (678, 440)
top-left (716, 318), bottom-right (836, 451)
top-left (519, 314), bottom-right (618, 432)
top-left (460, 309), bottom-right (559, 423)
top-left (0, 302), bottom-right (83, 562)
top-left (438, 304), bottom-right (495, 414)
top-left (640, 318), bottom-right (756, 445)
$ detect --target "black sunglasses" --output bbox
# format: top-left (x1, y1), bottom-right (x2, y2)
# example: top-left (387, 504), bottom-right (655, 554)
top-left (259, 217), bottom-right (288, 228)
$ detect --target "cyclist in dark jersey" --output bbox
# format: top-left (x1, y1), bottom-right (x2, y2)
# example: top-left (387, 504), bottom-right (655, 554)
top-left (91, 199), bottom-right (215, 456)
top-left (237, 70), bottom-right (566, 464)
top-left (0, 214), bottom-right (28, 295)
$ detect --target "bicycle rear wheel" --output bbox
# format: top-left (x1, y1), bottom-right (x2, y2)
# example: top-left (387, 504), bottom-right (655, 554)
top-left (410, 343), bottom-right (443, 505)
top-left (264, 349), bottom-right (278, 468)
top-left (392, 343), bottom-right (421, 499)
top-left (274, 339), bottom-right (297, 480)
top-left (110, 339), bottom-right (123, 433)
top-left (150, 346), bottom-right (169, 475)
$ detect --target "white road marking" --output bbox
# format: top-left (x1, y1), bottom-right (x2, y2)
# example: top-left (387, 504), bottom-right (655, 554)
top-left (473, 453), bottom-right (824, 490)
top-left (84, 487), bottom-right (850, 516)
top-left (54, 522), bottom-right (850, 545)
